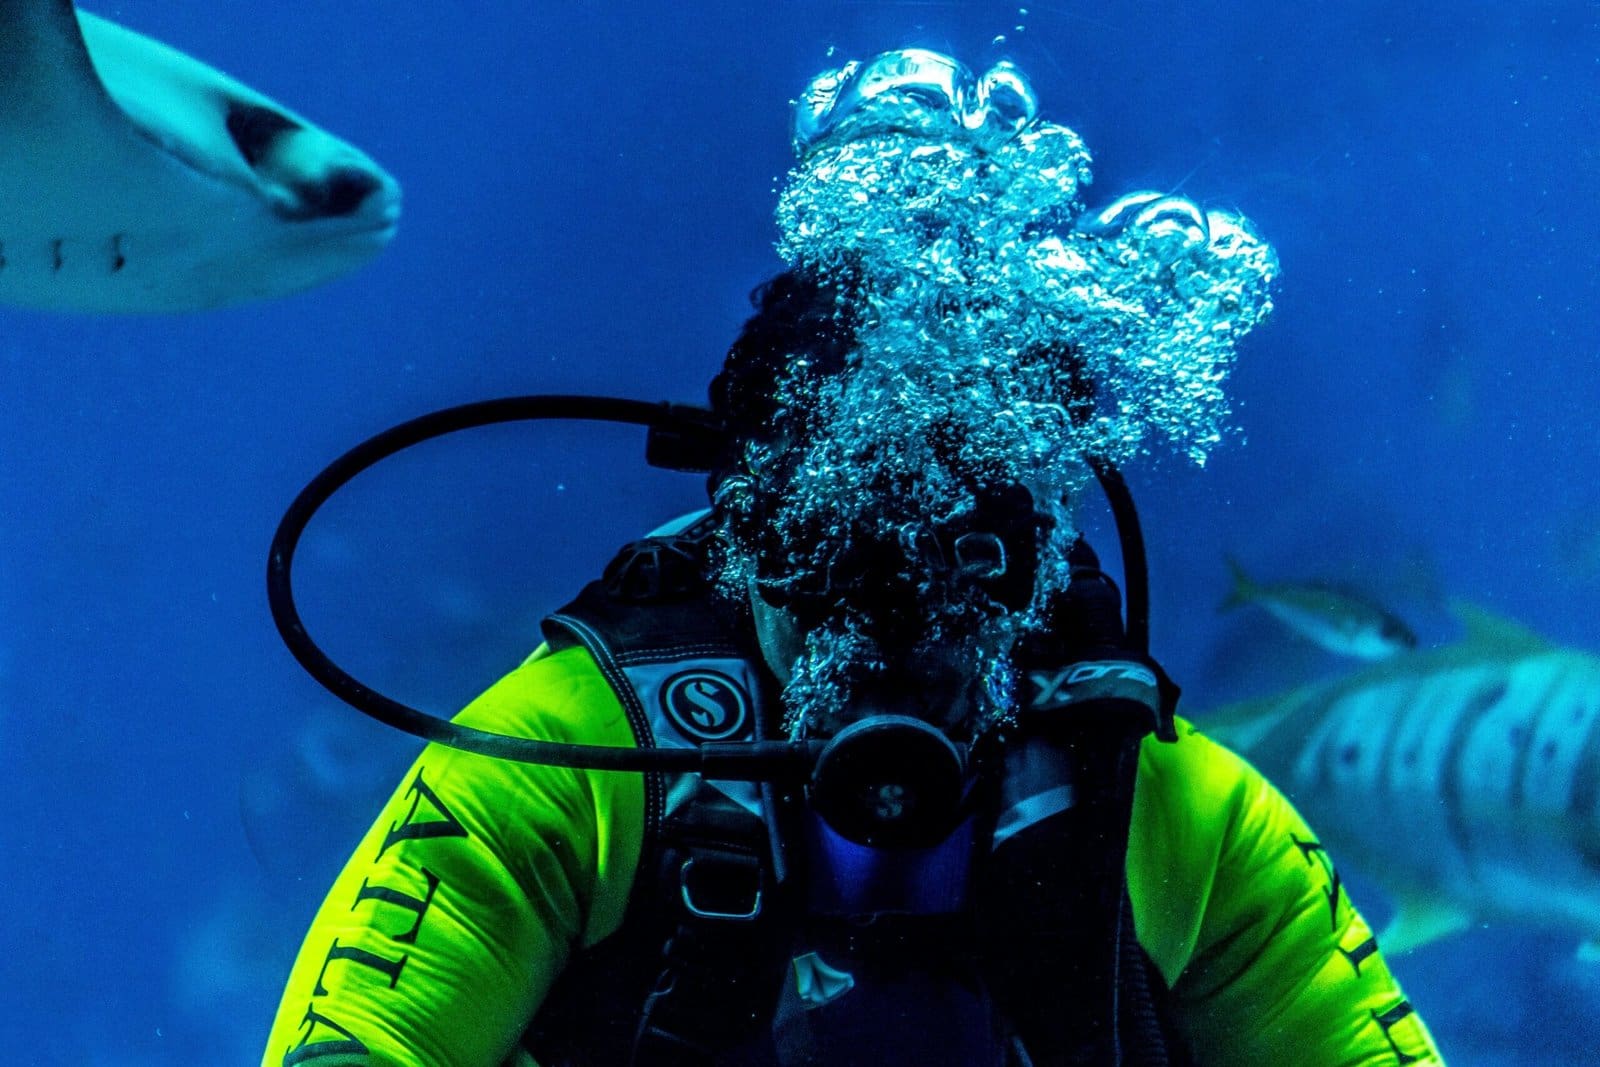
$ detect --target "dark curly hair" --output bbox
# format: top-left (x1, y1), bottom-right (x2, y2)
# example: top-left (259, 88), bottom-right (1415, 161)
top-left (709, 267), bottom-right (1098, 470)
top-left (706, 269), bottom-right (861, 482)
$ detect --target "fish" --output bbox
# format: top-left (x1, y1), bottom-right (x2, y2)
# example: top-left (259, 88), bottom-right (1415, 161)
top-left (1205, 603), bottom-right (1600, 956)
top-left (0, 0), bottom-right (400, 313)
top-left (1221, 556), bottom-right (1418, 660)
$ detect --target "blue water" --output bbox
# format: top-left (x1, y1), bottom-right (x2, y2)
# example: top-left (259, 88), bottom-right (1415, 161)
top-left (1, 2), bottom-right (1596, 1063)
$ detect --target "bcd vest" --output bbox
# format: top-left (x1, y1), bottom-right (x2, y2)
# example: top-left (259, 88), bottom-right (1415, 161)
top-left (522, 514), bottom-right (1191, 1067)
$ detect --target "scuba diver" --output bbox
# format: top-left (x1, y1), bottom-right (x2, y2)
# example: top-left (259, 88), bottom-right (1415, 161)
top-left (260, 50), bottom-right (1444, 1067)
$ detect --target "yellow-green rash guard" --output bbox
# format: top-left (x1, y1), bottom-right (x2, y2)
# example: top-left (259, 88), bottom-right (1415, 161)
top-left (261, 644), bottom-right (1445, 1066)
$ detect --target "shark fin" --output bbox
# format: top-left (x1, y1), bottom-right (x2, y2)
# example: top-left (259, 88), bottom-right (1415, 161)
top-left (1449, 600), bottom-right (1549, 653)
top-left (1379, 896), bottom-right (1474, 955)
top-left (1219, 554), bottom-right (1256, 613)
top-left (1196, 687), bottom-right (1317, 754)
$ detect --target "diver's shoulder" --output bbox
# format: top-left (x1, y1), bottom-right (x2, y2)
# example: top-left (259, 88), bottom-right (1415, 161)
top-left (1141, 714), bottom-right (1245, 765)
top-left (1139, 715), bottom-right (1264, 810)
top-left (453, 642), bottom-right (634, 745)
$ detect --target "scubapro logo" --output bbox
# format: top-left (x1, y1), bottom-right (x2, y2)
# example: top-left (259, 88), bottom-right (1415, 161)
top-left (1029, 660), bottom-right (1159, 711)
top-left (661, 671), bottom-right (750, 742)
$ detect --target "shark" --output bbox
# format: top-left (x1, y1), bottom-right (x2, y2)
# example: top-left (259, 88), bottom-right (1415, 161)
top-left (1205, 603), bottom-right (1600, 957)
top-left (0, 0), bottom-right (400, 313)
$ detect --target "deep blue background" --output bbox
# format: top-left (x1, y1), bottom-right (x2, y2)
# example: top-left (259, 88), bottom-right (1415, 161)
top-left (1, 2), bottom-right (1596, 1063)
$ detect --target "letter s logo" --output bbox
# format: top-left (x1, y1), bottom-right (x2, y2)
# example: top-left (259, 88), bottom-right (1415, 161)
top-left (661, 671), bottom-right (751, 742)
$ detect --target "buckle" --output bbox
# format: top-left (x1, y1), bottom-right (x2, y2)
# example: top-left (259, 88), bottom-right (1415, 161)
top-left (679, 854), bottom-right (764, 922)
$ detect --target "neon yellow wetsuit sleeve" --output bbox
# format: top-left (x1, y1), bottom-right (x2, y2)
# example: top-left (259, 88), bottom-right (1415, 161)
top-left (259, 645), bottom-right (646, 1067)
top-left (1129, 720), bottom-right (1445, 1065)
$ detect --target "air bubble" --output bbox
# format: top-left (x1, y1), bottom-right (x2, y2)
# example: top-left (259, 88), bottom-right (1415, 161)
top-left (726, 49), bottom-right (1277, 735)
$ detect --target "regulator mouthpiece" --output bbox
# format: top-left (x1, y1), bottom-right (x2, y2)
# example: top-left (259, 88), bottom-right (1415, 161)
top-left (808, 715), bottom-right (968, 849)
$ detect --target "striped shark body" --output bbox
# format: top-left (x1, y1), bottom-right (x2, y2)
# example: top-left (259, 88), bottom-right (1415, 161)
top-left (1206, 603), bottom-right (1600, 955)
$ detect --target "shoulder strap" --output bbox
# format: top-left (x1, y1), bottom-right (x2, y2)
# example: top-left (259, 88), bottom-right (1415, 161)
top-left (526, 515), bottom-right (796, 1066)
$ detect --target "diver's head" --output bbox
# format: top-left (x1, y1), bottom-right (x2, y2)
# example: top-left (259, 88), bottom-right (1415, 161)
top-left (709, 268), bottom-right (1062, 742)
top-left (706, 48), bottom-right (1278, 744)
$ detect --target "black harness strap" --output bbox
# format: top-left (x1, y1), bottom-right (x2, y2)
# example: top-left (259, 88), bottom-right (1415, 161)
top-left (520, 781), bottom-right (793, 1067)
top-left (633, 782), bottom-right (794, 1065)
top-left (525, 518), bottom-right (796, 1066)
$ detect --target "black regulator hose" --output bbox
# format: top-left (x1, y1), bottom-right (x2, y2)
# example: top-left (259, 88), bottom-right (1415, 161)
top-left (1089, 457), bottom-right (1150, 655)
top-left (268, 395), bottom-right (1162, 775)
top-left (265, 394), bottom-right (820, 780)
